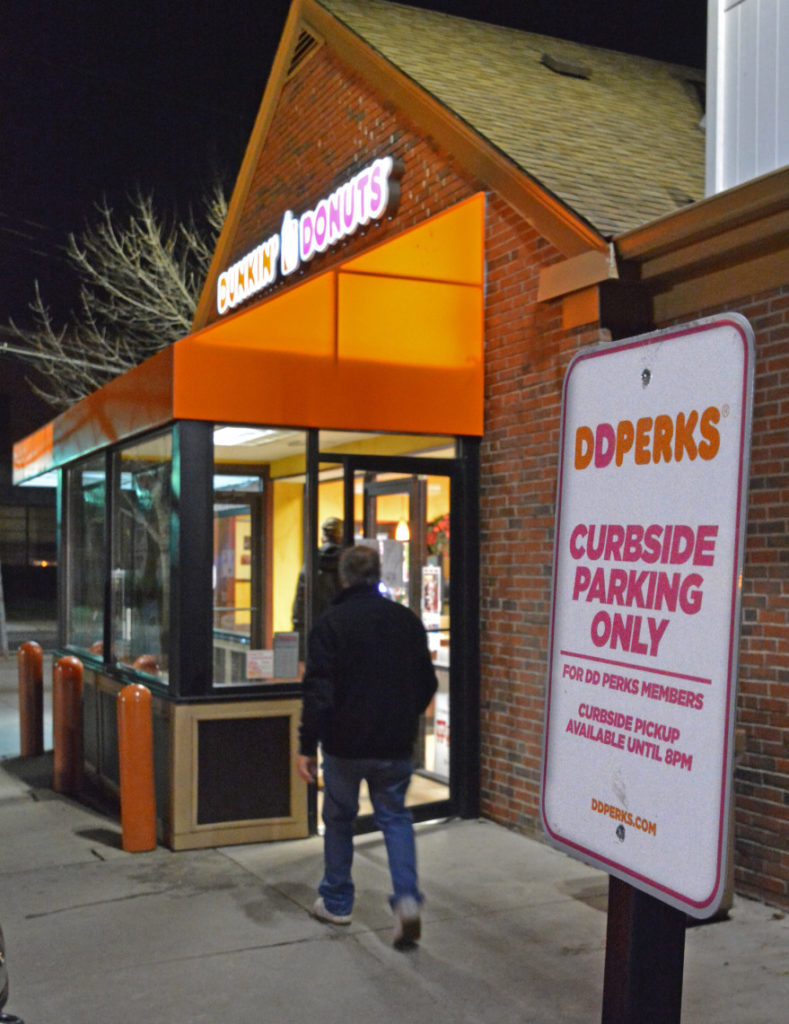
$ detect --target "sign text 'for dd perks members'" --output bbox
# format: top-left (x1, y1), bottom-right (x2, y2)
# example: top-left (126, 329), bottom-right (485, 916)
top-left (541, 315), bottom-right (754, 918)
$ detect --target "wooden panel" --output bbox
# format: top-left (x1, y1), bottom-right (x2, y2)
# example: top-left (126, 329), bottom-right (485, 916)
top-left (98, 679), bottom-right (120, 787)
top-left (538, 250), bottom-right (613, 302)
top-left (196, 716), bottom-right (291, 824)
top-left (652, 247), bottom-right (789, 323)
top-left (170, 698), bottom-right (308, 850)
top-left (562, 286), bottom-right (600, 329)
top-left (82, 669), bottom-right (99, 774)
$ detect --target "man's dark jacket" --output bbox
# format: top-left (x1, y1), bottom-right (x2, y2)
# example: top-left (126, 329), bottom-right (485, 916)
top-left (291, 542), bottom-right (342, 659)
top-left (298, 583), bottom-right (438, 760)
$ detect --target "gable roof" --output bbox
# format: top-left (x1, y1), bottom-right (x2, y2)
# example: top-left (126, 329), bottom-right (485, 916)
top-left (319, 0), bottom-right (705, 237)
top-left (194, 0), bottom-right (705, 329)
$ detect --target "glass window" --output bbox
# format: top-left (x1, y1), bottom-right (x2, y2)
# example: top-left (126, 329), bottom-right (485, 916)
top-left (28, 505), bottom-right (57, 565)
top-left (66, 457), bottom-right (106, 653)
top-left (111, 433), bottom-right (172, 679)
top-left (0, 504), bottom-right (56, 567)
top-left (213, 426), bottom-right (307, 687)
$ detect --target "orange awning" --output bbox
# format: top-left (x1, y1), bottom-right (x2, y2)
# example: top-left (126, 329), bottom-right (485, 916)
top-left (14, 194), bottom-right (485, 483)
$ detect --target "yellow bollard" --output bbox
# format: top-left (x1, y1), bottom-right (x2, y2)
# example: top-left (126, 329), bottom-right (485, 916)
top-left (53, 656), bottom-right (84, 794)
top-left (117, 683), bottom-right (157, 852)
top-left (17, 641), bottom-right (44, 757)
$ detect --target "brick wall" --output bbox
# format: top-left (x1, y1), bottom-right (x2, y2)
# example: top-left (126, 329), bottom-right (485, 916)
top-left (479, 195), bottom-right (608, 830)
top-left (657, 289), bottom-right (789, 907)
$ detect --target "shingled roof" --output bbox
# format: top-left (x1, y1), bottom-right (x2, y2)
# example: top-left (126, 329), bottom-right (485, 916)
top-left (318, 0), bottom-right (705, 237)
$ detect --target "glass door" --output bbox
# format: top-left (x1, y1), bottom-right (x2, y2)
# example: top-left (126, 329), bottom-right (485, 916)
top-left (307, 438), bottom-right (479, 832)
top-left (353, 467), bottom-right (452, 816)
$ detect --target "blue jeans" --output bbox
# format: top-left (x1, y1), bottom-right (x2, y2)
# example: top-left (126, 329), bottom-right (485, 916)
top-left (319, 754), bottom-right (421, 916)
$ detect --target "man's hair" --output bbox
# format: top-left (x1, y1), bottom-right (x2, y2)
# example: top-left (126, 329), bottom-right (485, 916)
top-left (339, 544), bottom-right (381, 587)
top-left (321, 517), bottom-right (343, 544)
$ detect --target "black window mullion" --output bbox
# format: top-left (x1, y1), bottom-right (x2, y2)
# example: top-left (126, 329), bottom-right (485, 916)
top-left (171, 422), bottom-right (213, 697)
top-left (449, 436), bottom-right (480, 819)
top-left (102, 450), bottom-right (115, 665)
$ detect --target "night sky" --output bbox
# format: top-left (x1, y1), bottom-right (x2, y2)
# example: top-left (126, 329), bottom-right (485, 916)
top-left (1, 0), bottom-right (707, 327)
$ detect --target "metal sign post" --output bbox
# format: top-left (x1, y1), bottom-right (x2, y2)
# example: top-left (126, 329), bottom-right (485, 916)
top-left (602, 876), bottom-right (686, 1023)
top-left (541, 315), bottom-right (754, 1020)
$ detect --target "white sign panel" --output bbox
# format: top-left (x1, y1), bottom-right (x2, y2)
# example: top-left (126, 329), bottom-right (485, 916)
top-left (542, 315), bottom-right (754, 917)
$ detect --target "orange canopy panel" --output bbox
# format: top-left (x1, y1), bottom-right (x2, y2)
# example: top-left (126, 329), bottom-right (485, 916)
top-left (13, 194), bottom-right (485, 482)
top-left (341, 191), bottom-right (486, 284)
top-left (174, 193), bottom-right (485, 436)
top-left (13, 422), bottom-right (53, 482)
top-left (13, 347), bottom-right (175, 484)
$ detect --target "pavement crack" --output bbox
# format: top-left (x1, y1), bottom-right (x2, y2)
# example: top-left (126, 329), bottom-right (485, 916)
top-left (25, 887), bottom-right (175, 919)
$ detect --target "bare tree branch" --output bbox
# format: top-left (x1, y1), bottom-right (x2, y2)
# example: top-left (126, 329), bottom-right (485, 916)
top-left (7, 186), bottom-right (227, 408)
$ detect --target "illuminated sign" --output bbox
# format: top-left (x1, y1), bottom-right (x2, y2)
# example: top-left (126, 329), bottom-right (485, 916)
top-left (217, 156), bottom-right (402, 316)
top-left (542, 315), bottom-right (754, 918)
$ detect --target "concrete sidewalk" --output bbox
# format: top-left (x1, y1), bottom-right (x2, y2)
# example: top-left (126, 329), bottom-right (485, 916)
top-left (0, 647), bottom-right (787, 1023)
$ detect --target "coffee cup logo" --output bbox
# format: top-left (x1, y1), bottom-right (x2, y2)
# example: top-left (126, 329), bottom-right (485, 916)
top-left (280, 209), bottom-right (300, 277)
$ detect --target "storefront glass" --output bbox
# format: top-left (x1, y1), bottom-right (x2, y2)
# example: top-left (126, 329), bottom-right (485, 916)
top-left (212, 426), bottom-right (307, 687)
top-left (353, 468), bottom-right (451, 801)
top-left (65, 456), bottom-right (106, 652)
top-left (111, 431), bottom-right (173, 678)
top-left (309, 449), bottom-right (453, 815)
top-left (207, 426), bottom-right (460, 821)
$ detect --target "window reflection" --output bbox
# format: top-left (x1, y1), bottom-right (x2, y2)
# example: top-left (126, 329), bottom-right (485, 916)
top-left (66, 457), bottom-right (106, 652)
top-left (213, 426), bottom-right (307, 686)
top-left (111, 433), bottom-right (172, 679)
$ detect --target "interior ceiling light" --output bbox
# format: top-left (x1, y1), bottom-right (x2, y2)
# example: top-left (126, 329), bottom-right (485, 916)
top-left (395, 518), bottom-right (411, 542)
top-left (213, 426), bottom-right (277, 446)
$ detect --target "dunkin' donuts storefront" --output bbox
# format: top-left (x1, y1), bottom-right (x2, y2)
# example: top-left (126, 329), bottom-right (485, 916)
top-left (14, 0), bottom-right (710, 855)
top-left (13, 162), bottom-right (485, 849)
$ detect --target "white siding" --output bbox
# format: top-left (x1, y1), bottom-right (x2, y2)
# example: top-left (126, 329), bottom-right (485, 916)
top-left (707, 0), bottom-right (789, 194)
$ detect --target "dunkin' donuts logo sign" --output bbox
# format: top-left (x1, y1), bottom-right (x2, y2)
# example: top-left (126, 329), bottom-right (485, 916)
top-left (216, 156), bottom-right (402, 316)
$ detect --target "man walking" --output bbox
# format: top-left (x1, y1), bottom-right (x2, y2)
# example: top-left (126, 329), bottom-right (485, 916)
top-left (291, 516), bottom-right (343, 661)
top-left (296, 544), bottom-right (438, 949)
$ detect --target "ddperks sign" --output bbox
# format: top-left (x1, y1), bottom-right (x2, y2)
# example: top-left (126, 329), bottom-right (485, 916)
top-left (541, 315), bottom-right (754, 917)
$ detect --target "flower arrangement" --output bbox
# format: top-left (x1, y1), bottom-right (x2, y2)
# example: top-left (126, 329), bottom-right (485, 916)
top-left (426, 513), bottom-right (450, 558)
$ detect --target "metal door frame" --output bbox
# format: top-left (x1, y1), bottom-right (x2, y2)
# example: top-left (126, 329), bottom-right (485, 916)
top-left (305, 438), bottom-right (480, 830)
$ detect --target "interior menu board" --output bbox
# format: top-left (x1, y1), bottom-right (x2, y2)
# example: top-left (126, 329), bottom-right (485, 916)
top-left (541, 315), bottom-right (754, 917)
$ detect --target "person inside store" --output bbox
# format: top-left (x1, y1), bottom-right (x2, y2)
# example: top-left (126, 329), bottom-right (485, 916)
top-left (291, 516), bottom-right (343, 661)
top-left (296, 543), bottom-right (438, 949)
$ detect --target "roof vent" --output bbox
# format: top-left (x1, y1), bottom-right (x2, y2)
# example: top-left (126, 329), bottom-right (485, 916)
top-left (541, 53), bottom-right (591, 80)
top-left (287, 29), bottom-right (322, 77)
top-left (667, 187), bottom-right (695, 207)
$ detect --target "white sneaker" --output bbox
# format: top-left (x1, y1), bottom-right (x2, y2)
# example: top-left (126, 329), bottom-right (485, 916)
top-left (392, 896), bottom-right (421, 949)
top-left (312, 896), bottom-right (352, 925)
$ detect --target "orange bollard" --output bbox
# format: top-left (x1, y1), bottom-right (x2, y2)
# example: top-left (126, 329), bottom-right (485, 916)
top-left (117, 683), bottom-right (157, 852)
top-left (53, 656), bottom-right (84, 794)
top-left (17, 641), bottom-right (44, 757)
top-left (133, 654), bottom-right (160, 675)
